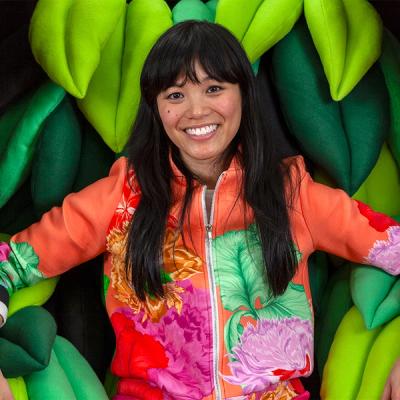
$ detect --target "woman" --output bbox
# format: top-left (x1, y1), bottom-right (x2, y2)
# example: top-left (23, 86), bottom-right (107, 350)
top-left (1, 21), bottom-right (400, 399)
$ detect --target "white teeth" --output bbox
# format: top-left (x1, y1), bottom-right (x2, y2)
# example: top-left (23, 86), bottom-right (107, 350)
top-left (185, 124), bottom-right (218, 136)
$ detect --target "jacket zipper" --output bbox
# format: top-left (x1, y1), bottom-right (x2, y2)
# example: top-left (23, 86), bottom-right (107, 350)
top-left (202, 174), bottom-right (225, 400)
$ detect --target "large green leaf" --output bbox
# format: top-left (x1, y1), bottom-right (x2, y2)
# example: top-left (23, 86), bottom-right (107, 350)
top-left (29, 0), bottom-right (125, 98)
top-left (213, 225), bottom-right (310, 352)
top-left (272, 19), bottom-right (389, 195)
top-left (304, 0), bottom-right (382, 100)
top-left (77, 0), bottom-right (173, 152)
top-left (216, 0), bottom-right (303, 63)
top-left (0, 82), bottom-right (65, 207)
top-left (380, 30), bottom-right (400, 168)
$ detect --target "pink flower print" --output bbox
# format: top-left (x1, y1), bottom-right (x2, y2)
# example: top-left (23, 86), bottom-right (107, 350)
top-left (119, 282), bottom-right (213, 400)
top-left (366, 225), bottom-right (400, 274)
top-left (223, 317), bottom-right (313, 394)
top-left (0, 242), bottom-right (11, 262)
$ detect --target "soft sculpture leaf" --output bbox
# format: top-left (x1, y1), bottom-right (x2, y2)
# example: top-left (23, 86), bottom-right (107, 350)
top-left (213, 225), bottom-right (310, 352)
top-left (271, 19), bottom-right (389, 195)
top-left (352, 142), bottom-right (400, 216)
top-left (320, 306), bottom-right (382, 400)
top-left (7, 377), bottom-right (28, 400)
top-left (314, 264), bottom-right (352, 376)
top-left (356, 316), bottom-right (400, 400)
top-left (0, 306), bottom-right (57, 378)
top-left (216, 0), bottom-right (303, 63)
top-left (380, 30), bottom-right (400, 168)
top-left (31, 97), bottom-right (81, 216)
top-left (29, 0), bottom-right (125, 98)
top-left (351, 264), bottom-right (400, 330)
top-left (304, 0), bottom-right (382, 100)
top-left (172, 0), bottom-right (214, 23)
top-left (77, 0), bottom-right (173, 152)
top-left (0, 82), bottom-right (65, 207)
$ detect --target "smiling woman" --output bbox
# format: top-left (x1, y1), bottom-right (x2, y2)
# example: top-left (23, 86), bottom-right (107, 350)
top-left (156, 63), bottom-right (242, 188)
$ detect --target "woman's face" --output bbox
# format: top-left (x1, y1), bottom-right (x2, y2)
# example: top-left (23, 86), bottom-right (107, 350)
top-left (156, 62), bottom-right (242, 179)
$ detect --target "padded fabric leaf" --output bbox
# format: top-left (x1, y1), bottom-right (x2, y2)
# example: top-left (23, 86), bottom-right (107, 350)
top-left (0, 306), bottom-right (57, 378)
top-left (8, 377), bottom-right (28, 400)
top-left (320, 306), bottom-right (382, 400)
top-left (77, 0), bottom-right (173, 152)
top-left (308, 251), bottom-right (329, 316)
top-left (29, 0), bottom-right (125, 98)
top-left (304, 0), bottom-right (382, 100)
top-left (351, 264), bottom-right (400, 330)
top-left (380, 30), bottom-right (400, 167)
top-left (356, 316), bottom-right (400, 400)
top-left (8, 278), bottom-right (59, 317)
top-left (271, 19), bottom-right (389, 195)
top-left (72, 122), bottom-right (115, 192)
top-left (31, 97), bottom-right (81, 216)
top-left (0, 81), bottom-right (65, 207)
top-left (314, 264), bottom-right (352, 377)
top-left (52, 335), bottom-right (109, 399)
top-left (26, 349), bottom-right (77, 400)
top-left (352, 142), bottom-right (400, 216)
top-left (216, 0), bottom-right (303, 63)
top-left (172, 0), bottom-right (214, 23)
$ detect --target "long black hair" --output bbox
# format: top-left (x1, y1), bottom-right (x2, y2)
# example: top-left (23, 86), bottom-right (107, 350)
top-left (125, 20), bottom-right (299, 300)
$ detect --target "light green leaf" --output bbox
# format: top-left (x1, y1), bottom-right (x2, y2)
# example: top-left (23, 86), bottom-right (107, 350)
top-left (77, 0), bottom-right (173, 152)
top-left (304, 0), bottom-right (382, 100)
top-left (224, 309), bottom-right (248, 354)
top-left (29, 0), bottom-right (126, 98)
top-left (213, 225), bottom-right (268, 313)
top-left (216, 0), bottom-right (303, 63)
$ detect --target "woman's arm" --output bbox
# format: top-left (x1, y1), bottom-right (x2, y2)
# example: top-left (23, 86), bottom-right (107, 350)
top-left (382, 359), bottom-right (400, 400)
top-left (0, 370), bottom-right (13, 400)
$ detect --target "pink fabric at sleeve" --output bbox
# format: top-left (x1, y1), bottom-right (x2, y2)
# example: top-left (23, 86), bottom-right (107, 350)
top-left (11, 157), bottom-right (128, 278)
top-left (296, 157), bottom-right (400, 275)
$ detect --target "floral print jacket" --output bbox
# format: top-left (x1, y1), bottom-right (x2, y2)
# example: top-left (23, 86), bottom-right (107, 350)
top-left (1, 155), bottom-right (399, 400)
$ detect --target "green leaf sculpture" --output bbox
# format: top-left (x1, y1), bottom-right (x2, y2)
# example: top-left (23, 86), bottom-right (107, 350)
top-left (29, 0), bottom-right (125, 98)
top-left (304, 0), bottom-right (382, 101)
top-left (0, 82), bottom-right (65, 208)
top-left (216, 0), bottom-right (303, 63)
top-left (380, 30), bottom-right (400, 168)
top-left (77, 0), bottom-right (173, 152)
top-left (321, 306), bottom-right (382, 400)
top-left (356, 316), bottom-right (400, 399)
top-left (31, 97), bottom-right (81, 216)
top-left (272, 19), bottom-right (389, 195)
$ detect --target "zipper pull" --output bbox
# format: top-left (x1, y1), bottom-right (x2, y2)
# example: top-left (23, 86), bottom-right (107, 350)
top-left (205, 224), bottom-right (213, 240)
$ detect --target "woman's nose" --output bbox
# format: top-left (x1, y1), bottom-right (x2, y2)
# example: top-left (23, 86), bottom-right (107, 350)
top-left (185, 96), bottom-right (210, 118)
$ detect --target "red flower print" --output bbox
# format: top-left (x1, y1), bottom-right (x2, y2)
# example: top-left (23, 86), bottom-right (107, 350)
top-left (111, 313), bottom-right (168, 379)
top-left (117, 378), bottom-right (163, 400)
top-left (356, 201), bottom-right (399, 232)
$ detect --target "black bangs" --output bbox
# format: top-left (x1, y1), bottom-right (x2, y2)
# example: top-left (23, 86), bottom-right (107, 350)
top-left (140, 21), bottom-right (252, 103)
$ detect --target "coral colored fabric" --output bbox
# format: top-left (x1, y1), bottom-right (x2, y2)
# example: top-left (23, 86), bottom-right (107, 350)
top-left (2, 155), bottom-right (399, 399)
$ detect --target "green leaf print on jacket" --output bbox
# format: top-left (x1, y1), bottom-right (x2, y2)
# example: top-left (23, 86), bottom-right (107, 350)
top-left (0, 241), bottom-right (44, 295)
top-left (212, 224), bottom-right (312, 354)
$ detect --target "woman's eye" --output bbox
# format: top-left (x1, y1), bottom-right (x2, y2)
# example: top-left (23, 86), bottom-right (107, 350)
top-left (167, 92), bottom-right (183, 100)
top-left (207, 85), bottom-right (222, 93)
